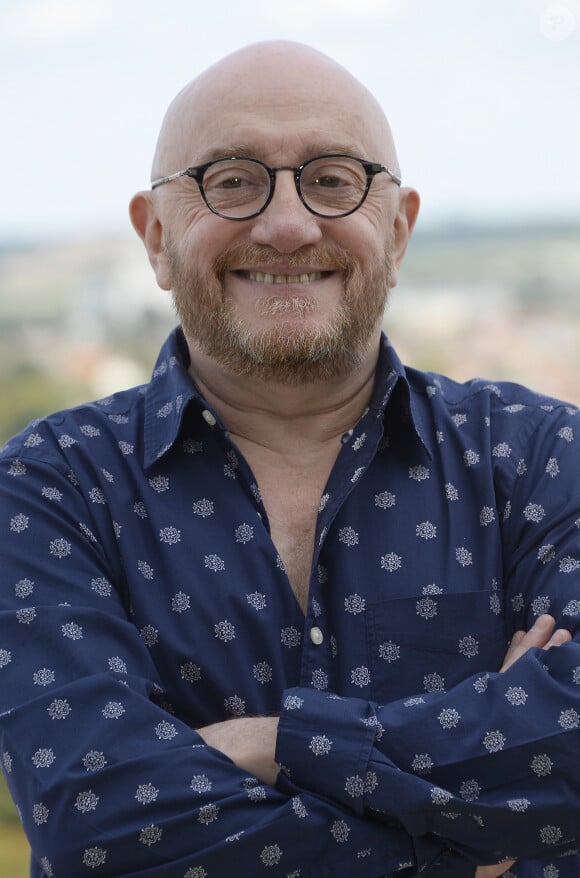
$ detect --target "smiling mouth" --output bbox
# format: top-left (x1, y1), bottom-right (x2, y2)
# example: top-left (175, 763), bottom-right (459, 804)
top-left (236, 270), bottom-right (332, 284)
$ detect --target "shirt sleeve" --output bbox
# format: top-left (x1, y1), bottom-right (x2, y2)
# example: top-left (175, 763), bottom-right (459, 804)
top-left (277, 405), bottom-right (580, 866)
top-left (0, 453), bottom-right (438, 878)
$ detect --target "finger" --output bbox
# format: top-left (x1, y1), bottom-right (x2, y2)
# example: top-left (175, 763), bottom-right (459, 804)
top-left (518, 614), bottom-right (557, 649)
top-left (528, 613), bottom-right (557, 642)
top-left (507, 630), bottom-right (526, 649)
top-left (545, 628), bottom-right (573, 648)
top-left (500, 615), bottom-right (556, 672)
top-left (500, 630), bottom-right (525, 662)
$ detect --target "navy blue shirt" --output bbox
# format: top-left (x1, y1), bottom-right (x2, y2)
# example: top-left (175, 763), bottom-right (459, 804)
top-left (1, 327), bottom-right (579, 877)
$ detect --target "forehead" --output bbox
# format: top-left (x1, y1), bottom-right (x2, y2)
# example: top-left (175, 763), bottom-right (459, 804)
top-left (163, 51), bottom-right (390, 168)
top-left (196, 112), bottom-right (372, 165)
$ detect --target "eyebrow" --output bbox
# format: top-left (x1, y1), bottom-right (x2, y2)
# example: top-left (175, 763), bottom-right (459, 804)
top-left (198, 146), bottom-right (255, 163)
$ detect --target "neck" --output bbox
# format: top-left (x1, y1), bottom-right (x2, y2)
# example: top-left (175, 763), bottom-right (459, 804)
top-left (187, 336), bottom-right (381, 454)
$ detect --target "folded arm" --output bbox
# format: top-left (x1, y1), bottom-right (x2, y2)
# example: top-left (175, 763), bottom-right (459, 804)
top-left (197, 614), bottom-right (571, 786)
top-left (276, 627), bottom-right (580, 865)
top-left (198, 618), bottom-right (570, 877)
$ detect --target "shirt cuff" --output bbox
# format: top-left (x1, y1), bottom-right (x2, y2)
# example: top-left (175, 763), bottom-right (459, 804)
top-left (276, 687), bottom-right (387, 817)
top-left (276, 688), bottom-right (468, 874)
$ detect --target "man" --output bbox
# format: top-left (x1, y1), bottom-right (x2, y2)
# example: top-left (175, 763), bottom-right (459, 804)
top-left (0, 41), bottom-right (578, 878)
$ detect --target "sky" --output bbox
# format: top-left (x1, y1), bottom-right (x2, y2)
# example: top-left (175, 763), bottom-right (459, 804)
top-left (1, 0), bottom-right (579, 240)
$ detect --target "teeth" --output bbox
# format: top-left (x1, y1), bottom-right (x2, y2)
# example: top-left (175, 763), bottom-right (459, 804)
top-left (246, 271), bottom-right (323, 284)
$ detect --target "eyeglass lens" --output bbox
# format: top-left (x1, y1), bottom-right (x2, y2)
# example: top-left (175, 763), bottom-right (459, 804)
top-left (201, 157), bottom-right (369, 218)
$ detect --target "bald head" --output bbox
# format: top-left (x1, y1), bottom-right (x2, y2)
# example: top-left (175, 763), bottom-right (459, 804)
top-left (151, 41), bottom-right (400, 182)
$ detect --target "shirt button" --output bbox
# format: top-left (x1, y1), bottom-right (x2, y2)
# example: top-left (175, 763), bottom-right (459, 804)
top-left (202, 409), bottom-right (217, 427)
top-left (310, 626), bottom-right (324, 646)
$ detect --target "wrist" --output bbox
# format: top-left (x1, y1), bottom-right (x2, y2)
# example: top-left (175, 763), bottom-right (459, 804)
top-left (197, 716), bottom-right (280, 786)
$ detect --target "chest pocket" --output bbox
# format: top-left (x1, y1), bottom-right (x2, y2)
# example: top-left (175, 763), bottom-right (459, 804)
top-left (366, 589), bottom-right (508, 704)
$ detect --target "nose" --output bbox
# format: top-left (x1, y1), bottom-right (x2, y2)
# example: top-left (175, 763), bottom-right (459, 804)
top-left (249, 170), bottom-right (323, 253)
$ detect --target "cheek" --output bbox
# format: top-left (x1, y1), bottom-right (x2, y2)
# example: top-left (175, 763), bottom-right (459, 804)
top-left (165, 197), bottom-right (231, 257)
top-left (330, 208), bottom-right (391, 264)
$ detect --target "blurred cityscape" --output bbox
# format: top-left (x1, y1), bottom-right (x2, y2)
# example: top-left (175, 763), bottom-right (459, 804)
top-left (0, 221), bottom-right (579, 868)
top-left (1, 222), bottom-right (579, 447)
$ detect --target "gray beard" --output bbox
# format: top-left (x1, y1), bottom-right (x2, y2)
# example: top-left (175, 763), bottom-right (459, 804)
top-left (167, 240), bottom-right (392, 385)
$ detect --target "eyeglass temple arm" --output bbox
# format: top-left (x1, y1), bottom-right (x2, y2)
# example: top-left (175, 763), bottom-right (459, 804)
top-left (379, 164), bottom-right (402, 187)
top-left (151, 169), bottom-right (191, 190)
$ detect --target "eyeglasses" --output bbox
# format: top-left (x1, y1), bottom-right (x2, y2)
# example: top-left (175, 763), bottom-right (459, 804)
top-left (150, 153), bottom-right (402, 220)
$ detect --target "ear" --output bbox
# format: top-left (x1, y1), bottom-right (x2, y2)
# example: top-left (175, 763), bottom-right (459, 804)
top-left (129, 191), bottom-right (172, 291)
top-left (389, 187), bottom-right (420, 288)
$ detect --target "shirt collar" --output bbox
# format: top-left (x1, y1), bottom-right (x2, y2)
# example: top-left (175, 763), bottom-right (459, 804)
top-left (143, 328), bottom-right (204, 468)
top-left (143, 328), bottom-right (429, 469)
top-left (372, 334), bottom-right (431, 458)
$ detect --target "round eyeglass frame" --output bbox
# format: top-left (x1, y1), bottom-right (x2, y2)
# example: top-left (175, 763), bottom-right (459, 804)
top-left (150, 153), bottom-right (402, 220)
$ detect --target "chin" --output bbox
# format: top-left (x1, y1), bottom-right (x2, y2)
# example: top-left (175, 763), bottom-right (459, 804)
top-left (207, 311), bottom-right (369, 384)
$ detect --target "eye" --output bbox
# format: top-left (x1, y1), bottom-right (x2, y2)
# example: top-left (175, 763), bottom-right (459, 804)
top-left (219, 175), bottom-right (246, 189)
top-left (302, 158), bottom-right (366, 192)
top-left (313, 174), bottom-right (343, 189)
top-left (203, 161), bottom-right (267, 194)
top-left (205, 169), bottom-right (254, 191)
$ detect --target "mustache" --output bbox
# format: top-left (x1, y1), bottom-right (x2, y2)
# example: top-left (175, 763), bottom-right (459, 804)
top-left (214, 242), bottom-right (355, 280)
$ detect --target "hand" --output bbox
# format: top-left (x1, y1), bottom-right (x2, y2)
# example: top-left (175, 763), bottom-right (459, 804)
top-left (475, 862), bottom-right (515, 878)
top-left (196, 715), bottom-right (280, 786)
top-left (500, 614), bottom-right (572, 672)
